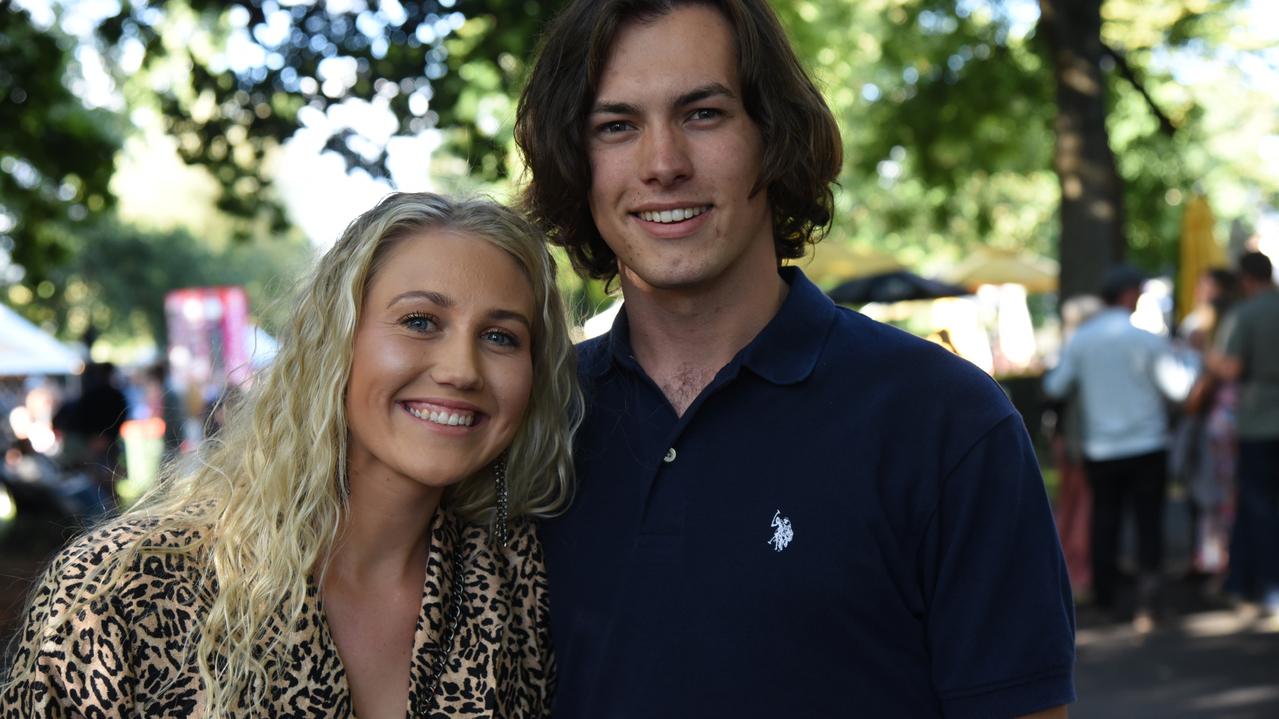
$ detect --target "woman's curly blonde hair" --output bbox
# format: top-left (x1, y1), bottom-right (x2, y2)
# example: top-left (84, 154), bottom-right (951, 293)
top-left (4, 192), bottom-right (581, 716)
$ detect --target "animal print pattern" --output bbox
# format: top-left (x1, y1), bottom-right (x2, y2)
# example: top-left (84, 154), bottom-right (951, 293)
top-left (1, 510), bottom-right (552, 717)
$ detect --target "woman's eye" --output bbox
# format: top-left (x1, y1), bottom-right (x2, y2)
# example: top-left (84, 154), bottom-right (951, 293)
top-left (483, 329), bottom-right (521, 348)
top-left (401, 313), bottom-right (436, 332)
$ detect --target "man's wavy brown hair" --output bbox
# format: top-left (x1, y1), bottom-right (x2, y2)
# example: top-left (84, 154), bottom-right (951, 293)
top-left (515, 0), bottom-right (843, 281)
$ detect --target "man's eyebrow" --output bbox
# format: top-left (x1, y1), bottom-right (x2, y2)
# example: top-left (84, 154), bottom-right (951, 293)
top-left (387, 290), bottom-right (452, 309)
top-left (675, 82), bottom-right (735, 107)
top-left (590, 100), bottom-right (640, 116)
top-left (589, 83), bottom-right (736, 116)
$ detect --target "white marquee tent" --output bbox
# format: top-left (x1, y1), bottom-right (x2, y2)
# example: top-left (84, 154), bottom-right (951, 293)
top-left (0, 303), bottom-right (83, 377)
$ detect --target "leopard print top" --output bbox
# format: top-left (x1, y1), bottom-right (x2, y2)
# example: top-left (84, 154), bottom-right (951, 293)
top-left (1, 509), bottom-right (552, 718)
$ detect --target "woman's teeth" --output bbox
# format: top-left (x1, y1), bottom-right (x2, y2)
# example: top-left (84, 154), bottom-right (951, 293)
top-left (406, 406), bottom-right (475, 427)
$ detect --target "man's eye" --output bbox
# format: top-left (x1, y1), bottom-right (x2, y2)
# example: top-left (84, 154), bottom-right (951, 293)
top-left (597, 120), bottom-right (632, 134)
top-left (689, 108), bottom-right (722, 121)
top-left (401, 313), bottom-right (436, 332)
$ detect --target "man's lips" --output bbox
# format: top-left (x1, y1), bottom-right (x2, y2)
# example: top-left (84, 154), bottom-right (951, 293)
top-left (630, 205), bottom-right (713, 238)
top-left (632, 205), bottom-right (712, 224)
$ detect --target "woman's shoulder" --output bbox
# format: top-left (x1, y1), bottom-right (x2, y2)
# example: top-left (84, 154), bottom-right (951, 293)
top-left (47, 516), bottom-right (212, 616)
top-left (65, 514), bottom-right (203, 553)
top-left (4, 518), bottom-right (211, 718)
top-left (448, 514), bottom-right (546, 603)
top-left (455, 515), bottom-right (542, 566)
top-left (59, 516), bottom-right (207, 570)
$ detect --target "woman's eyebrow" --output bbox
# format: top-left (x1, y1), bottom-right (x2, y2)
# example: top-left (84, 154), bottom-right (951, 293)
top-left (387, 290), bottom-right (452, 309)
top-left (489, 309), bottom-right (532, 330)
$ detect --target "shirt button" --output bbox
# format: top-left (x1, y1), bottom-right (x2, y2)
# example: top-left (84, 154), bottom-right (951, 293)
top-left (663, 448), bottom-right (677, 463)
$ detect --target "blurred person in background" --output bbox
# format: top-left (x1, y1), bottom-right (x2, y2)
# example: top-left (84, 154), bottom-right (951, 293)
top-left (10, 376), bottom-right (62, 455)
top-left (1047, 294), bottom-right (1105, 599)
top-left (1174, 268), bottom-right (1240, 586)
top-left (144, 360), bottom-right (186, 457)
top-left (50, 361), bottom-right (128, 510)
top-left (1208, 251), bottom-right (1279, 619)
top-left (3, 438), bottom-right (61, 485)
top-left (1045, 265), bottom-right (1196, 630)
top-left (2, 193), bottom-right (580, 717)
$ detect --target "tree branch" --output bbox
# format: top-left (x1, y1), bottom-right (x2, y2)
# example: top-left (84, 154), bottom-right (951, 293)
top-left (1102, 42), bottom-right (1177, 137)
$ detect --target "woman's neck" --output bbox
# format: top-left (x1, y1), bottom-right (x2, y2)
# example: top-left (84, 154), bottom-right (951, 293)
top-left (325, 470), bottom-right (444, 586)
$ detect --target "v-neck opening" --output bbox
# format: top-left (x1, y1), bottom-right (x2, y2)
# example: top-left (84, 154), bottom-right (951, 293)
top-left (313, 508), bottom-right (465, 718)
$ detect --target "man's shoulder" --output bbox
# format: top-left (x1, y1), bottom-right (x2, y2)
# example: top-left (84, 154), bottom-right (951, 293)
top-left (1237, 290), bottom-right (1279, 322)
top-left (574, 334), bottom-right (612, 387)
top-left (1220, 293), bottom-right (1279, 353)
top-left (575, 333), bottom-right (609, 362)
top-left (821, 307), bottom-right (1010, 403)
top-left (1071, 309), bottom-right (1161, 347)
top-left (781, 307), bottom-right (1020, 452)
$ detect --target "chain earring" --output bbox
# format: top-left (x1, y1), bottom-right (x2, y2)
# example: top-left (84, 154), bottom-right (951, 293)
top-left (493, 454), bottom-right (510, 547)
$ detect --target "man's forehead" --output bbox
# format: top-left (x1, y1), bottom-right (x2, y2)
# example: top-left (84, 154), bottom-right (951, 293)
top-left (591, 6), bottom-right (741, 104)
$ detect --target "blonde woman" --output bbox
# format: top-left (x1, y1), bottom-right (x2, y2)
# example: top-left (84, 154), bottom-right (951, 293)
top-left (2, 193), bottom-right (581, 718)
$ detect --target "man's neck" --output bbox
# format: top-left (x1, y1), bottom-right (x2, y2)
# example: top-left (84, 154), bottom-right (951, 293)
top-left (620, 264), bottom-right (788, 416)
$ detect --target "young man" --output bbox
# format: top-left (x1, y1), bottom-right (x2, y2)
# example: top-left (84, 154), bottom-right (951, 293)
top-left (516, 1), bottom-right (1075, 716)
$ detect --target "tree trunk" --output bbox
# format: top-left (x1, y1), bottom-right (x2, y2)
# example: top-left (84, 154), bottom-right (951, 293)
top-left (1039, 0), bottom-right (1126, 303)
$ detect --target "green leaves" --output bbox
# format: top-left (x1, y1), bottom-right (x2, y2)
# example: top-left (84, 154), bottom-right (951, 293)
top-left (7, 0), bottom-right (1273, 338)
top-left (0, 5), bottom-right (121, 289)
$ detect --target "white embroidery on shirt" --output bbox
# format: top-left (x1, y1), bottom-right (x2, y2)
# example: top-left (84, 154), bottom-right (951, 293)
top-left (767, 510), bottom-right (794, 552)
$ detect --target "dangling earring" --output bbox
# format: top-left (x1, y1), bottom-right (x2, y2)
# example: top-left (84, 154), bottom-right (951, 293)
top-left (493, 454), bottom-right (510, 547)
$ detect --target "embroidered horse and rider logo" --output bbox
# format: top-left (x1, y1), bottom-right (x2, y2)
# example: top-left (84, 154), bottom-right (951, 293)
top-left (767, 510), bottom-right (794, 552)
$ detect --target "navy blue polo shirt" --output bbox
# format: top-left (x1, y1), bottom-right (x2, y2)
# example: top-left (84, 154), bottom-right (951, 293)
top-left (542, 268), bottom-right (1075, 719)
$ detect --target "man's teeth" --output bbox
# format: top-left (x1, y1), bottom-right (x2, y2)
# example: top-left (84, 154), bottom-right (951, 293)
top-left (407, 406), bottom-right (476, 427)
top-left (638, 206), bottom-right (709, 223)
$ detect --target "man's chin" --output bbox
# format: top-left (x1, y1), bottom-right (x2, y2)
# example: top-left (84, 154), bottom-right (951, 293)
top-left (618, 263), bottom-right (717, 295)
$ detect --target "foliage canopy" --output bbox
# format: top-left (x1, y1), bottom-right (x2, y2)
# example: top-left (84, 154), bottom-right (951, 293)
top-left (4, 0), bottom-right (1276, 340)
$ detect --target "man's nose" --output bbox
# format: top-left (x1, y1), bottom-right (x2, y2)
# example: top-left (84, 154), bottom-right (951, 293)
top-left (640, 125), bottom-right (692, 186)
top-left (429, 335), bottom-right (484, 391)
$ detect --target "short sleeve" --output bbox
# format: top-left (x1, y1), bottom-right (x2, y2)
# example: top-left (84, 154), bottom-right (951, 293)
top-left (919, 413), bottom-right (1076, 719)
top-left (2, 554), bottom-right (138, 718)
top-left (1217, 308), bottom-right (1244, 359)
top-left (1042, 341), bottom-right (1077, 400)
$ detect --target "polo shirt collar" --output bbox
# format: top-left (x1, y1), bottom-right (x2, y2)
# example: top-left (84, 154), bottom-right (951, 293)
top-left (593, 266), bottom-right (837, 386)
top-left (738, 266), bottom-right (836, 384)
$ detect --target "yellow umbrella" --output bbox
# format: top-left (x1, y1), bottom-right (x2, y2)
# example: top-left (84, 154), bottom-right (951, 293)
top-left (1177, 194), bottom-right (1225, 324)
top-left (941, 246), bottom-right (1059, 293)
top-left (791, 243), bottom-right (904, 287)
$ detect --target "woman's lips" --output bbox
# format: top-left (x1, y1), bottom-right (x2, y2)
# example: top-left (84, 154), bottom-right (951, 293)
top-left (400, 401), bottom-right (482, 428)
